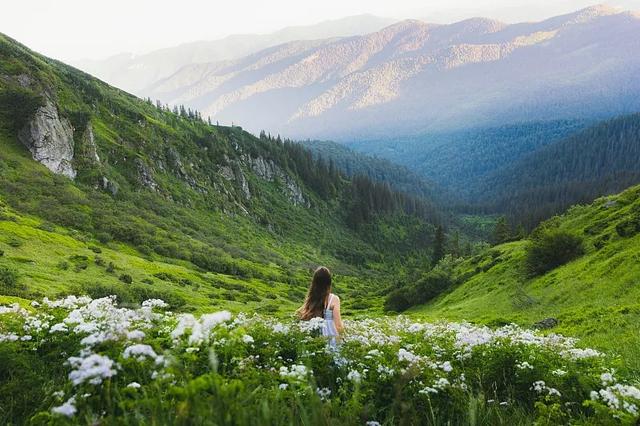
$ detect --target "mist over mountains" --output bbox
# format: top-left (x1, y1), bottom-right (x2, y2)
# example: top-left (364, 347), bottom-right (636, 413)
top-left (127, 5), bottom-right (640, 140)
top-left (72, 15), bottom-right (396, 96)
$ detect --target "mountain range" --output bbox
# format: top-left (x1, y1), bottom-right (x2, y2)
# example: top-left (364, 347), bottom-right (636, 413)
top-left (136, 5), bottom-right (640, 140)
top-left (72, 15), bottom-right (396, 96)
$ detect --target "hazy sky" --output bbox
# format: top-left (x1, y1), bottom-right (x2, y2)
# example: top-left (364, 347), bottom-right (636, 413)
top-left (2, 0), bottom-right (639, 61)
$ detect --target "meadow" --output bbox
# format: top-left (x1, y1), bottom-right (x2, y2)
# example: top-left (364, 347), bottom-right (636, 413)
top-left (1, 295), bottom-right (640, 425)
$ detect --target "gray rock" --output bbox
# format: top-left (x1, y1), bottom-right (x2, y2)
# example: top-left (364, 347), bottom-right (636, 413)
top-left (135, 159), bottom-right (158, 191)
top-left (245, 155), bottom-right (308, 207)
top-left (99, 176), bottom-right (119, 196)
top-left (81, 123), bottom-right (100, 163)
top-left (533, 318), bottom-right (559, 329)
top-left (16, 74), bottom-right (32, 88)
top-left (18, 97), bottom-right (76, 179)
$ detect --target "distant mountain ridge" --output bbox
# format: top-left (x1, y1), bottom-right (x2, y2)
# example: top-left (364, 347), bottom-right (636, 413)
top-left (72, 15), bottom-right (396, 95)
top-left (140, 5), bottom-right (640, 140)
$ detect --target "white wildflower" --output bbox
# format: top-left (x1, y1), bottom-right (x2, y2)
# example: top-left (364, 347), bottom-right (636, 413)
top-left (50, 323), bottom-right (68, 333)
top-left (516, 361), bottom-right (534, 370)
top-left (51, 397), bottom-right (77, 417)
top-left (142, 299), bottom-right (168, 309)
top-left (123, 344), bottom-right (159, 362)
top-left (68, 353), bottom-right (117, 386)
top-left (279, 365), bottom-right (308, 382)
top-left (398, 348), bottom-right (419, 364)
top-left (126, 330), bottom-right (145, 340)
top-left (347, 370), bottom-right (362, 384)
top-left (316, 387), bottom-right (331, 400)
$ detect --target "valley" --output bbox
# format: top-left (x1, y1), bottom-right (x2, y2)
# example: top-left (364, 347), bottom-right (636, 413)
top-left (2, 3), bottom-right (640, 424)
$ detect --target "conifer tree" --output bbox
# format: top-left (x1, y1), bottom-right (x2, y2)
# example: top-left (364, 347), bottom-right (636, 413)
top-left (493, 216), bottom-right (511, 245)
top-left (432, 225), bottom-right (446, 264)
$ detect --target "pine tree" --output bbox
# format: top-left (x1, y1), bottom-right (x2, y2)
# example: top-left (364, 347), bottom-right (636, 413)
top-left (432, 225), bottom-right (446, 265)
top-left (450, 231), bottom-right (461, 258)
top-left (493, 216), bottom-right (511, 245)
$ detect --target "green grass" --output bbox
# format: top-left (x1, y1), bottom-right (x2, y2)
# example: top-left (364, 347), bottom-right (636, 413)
top-left (0, 31), bottom-right (445, 318)
top-left (412, 186), bottom-right (640, 373)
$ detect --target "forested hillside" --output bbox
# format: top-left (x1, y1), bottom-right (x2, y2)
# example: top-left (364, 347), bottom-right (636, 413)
top-left (346, 120), bottom-right (587, 198)
top-left (0, 32), bottom-right (443, 314)
top-left (474, 113), bottom-right (640, 227)
top-left (298, 139), bottom-right (442, 200)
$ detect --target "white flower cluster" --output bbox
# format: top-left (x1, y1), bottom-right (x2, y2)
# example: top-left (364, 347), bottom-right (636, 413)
top-left (316, 387), bottom-right (331, 400)
top-left (517, 361), bottom-right (534, 370)
top-left (531, 381), bottom-right (561, 397)
top-left (279, 364), bottom-right (309, 382)
top-left (419, 377), bottom-right (451, 395)
top-left (590, 371), bottom-right (640, 416)
top-left (0, 303), bottom-right (29, 316)
top-left (398, 348), bottom-right (420, 364)
top-left (67, 353), bottom-right (118, 386)
top-left (51, 396), bottom-right (77, 417)
top-left (297, 317), bottom-right (325, 333)
top-left (347, 369), bottom-right (363, 383)
top-left (171, 311), bottom-right (231, 345)
top-left (141, 299), bottom-right (169, 309)
top-left (591, 384), bottom-right (640, 416)
top-left (123, 344), bottom-right (163, 364)
top-left (1, 296), bottom-right (638, 423)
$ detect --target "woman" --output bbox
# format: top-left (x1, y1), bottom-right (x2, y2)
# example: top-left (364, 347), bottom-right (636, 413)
top-left (297, 266), bottom-right (344, 346)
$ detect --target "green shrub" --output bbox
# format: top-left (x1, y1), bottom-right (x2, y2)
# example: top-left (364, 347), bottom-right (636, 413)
top-left (57, 261), bottom-right (69, 270)
top-left (73, 262), bottom-right (88, 272)
top-left (106, 262), bottom-right (115, 273)
top-left (153, 272), bottom-right (177, 282)
top-left (82, 283), bottom-right (134, 303)
top-left (94, 256), bottom-right (105, 267)
top-left (88, 245), bottom-right (102, 254)
top-left (128, 287), bottom-right (186, 309)
top-left (7, 237), bottom-right (22, 248)
top-left (0, 266), bottom-right (19, 288)
top-left (0, 86), bottom-right (44, 133)
top-left (37, 222), bottom-right (55, 232)
top-left (119, 274), bottom-right (133, 284)
top-left (384, 288), bottom-right (414, 312)
top-left (414, 270), bottom-right (452, 304)
top-left (525, 229), bottom-right (584, 276)
top-left (0, 249), bottom-right (4, 257)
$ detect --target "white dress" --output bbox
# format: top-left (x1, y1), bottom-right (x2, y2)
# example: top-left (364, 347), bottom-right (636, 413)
top-left (322, 293), bottom-right (338, 348)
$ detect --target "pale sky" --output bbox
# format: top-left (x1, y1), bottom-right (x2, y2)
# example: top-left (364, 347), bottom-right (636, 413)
top-left (2, 0), bottom-right (639, 61)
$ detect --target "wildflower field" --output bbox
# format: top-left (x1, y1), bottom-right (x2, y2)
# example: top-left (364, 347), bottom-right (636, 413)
top-left (1, 296), bottom-right (639, 425)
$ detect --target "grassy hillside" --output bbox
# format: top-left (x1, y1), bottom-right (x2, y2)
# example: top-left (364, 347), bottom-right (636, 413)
top-left (0, 32), bottom-right (443, 314)
top-left (412, 184), bottom-right (640, 372)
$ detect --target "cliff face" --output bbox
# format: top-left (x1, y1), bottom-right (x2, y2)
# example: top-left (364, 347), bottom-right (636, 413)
top-left (18, 97), bottom-right (76, 179)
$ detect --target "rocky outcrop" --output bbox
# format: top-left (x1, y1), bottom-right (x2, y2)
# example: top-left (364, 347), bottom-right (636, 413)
top-left (80, 123), bottom-right (100, 163)
top-left (533, 318), bottom-right (559, 329)
top-left (18, 97), bottom-right (76, 179)
top-left (219, 160), bottom-right (251, 200)
top-left (135, 159), bottom-right (158, 191)
top-left (245, 155), bottom-right (308, 207)
top-left (99, 176), bottom-right (119, 196)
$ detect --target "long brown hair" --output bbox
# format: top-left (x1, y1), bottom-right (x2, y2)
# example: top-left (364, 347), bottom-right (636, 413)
top-left (297, 266), bottom-right (332, 320)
